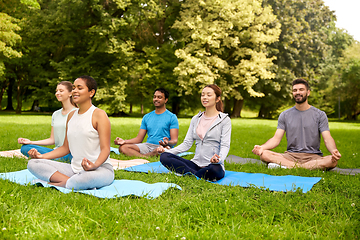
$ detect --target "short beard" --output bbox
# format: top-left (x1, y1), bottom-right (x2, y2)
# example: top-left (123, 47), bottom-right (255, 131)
top-left (294, 94), bottom-right (307, 104)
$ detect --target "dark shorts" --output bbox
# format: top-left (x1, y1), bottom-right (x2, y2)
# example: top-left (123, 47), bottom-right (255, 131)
top-left (281, 151), bottom-right (323, 164)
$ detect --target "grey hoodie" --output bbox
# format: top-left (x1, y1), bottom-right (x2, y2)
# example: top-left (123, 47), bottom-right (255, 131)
top-left (166, 111), bottom-right (231, 170)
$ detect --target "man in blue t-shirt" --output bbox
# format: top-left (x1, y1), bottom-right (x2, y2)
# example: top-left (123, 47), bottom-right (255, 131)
top-left (114, 88), bottom-right (179, 157)
top-left (252, 79), bottom-right (341, 170)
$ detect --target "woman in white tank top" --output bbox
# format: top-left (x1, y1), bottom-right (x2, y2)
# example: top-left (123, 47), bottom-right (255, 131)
top-left (27, 76), bottom-right (114, 190)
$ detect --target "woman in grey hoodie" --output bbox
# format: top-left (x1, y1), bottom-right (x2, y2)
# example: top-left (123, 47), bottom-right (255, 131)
top-left (157, 84), bottom-right (231, 181)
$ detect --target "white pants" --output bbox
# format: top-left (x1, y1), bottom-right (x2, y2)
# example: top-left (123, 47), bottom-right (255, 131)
top-left (28, 159), bottom-right (114, 190)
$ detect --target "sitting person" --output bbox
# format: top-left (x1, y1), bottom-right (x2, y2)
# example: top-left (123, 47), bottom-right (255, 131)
top-left (18, 81), bottom-right (76, 162)
top-left (114, 88), bottom-right (179, 157)
top-left (252, 78), bottom-right (341, 169)
top-left (157, 84), bottom-right (231, 181)
top-left (27, 76), bottom-right (114, 190)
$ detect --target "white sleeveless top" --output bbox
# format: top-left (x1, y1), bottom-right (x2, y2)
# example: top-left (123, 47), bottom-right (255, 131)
top-left (51, 107), bottom-right (76, 149)
top-left (67, 105), bottom-right (110, 173)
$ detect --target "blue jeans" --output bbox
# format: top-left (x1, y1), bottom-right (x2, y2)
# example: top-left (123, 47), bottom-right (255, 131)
top-left (21, 145), bottom-right (72, 163)
top-left (27, 159), bottom-right (114, 190)
top-left (160, 152), bottom-right (225, 181)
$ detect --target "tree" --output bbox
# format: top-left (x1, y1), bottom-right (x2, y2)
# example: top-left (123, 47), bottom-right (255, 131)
top-left (0, 0), bottom-right (40, 112)
top-left (310, 24), bottom-right (354, 116)
top-left (115, 0), bottom-right (182, 115)
top-left (0, 12), bottom-right (22, 110)
top-left (172, 0), bottom-right (281, 117)
top-left (332, 42), bottom-right (360, 120)
top-left (253, 0), bottom-right (336, 118)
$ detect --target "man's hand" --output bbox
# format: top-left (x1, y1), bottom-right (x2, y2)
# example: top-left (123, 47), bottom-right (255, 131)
top-left (252, 145), bottom-right (264, 156)
top-left (159, 137), bottom-right (169, 147)
top-left (81, 158), bottom-right (98, 171)
top-left (18, 138), bottom-right (31, 144)
top-left (28, 148), bottom-right (43, 159)
top-left (210, 154), bottom-right (220, 163)
top-left (331, 149), bottom-right (341, 162)
top-left (114, 137), bottom-right (126, 146)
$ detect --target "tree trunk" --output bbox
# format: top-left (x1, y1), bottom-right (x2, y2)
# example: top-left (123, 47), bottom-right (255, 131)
top-left (141, 104), bottom-right (144, 115)
top-left (31, 100), bottom-right (39, 111)
top-left (5, 78), bottom-right (14, 111)
top-left (129, 103), bottom-right (133, 113)
top-left (230, 99), bottom-right (244, 118)
top-left (224, 97), bottom-right (232, 115)
top-left (0, 81), bottom-right (8, 110)
top-left (171, 96), bottom-right (181, 115)
top-left (15, 78), bottom-right (24, 114)
top-left (353, 110), bottom-right (360, 120)
top-left (258, 104), bottom-right (272, 119)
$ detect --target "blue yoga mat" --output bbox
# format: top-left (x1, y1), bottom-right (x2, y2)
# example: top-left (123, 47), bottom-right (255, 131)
top-left (124, 162), bottom-right (322, 193)
top-left (110, 147), bottom-right (120, 155)
top-left (110, 147), bottom-right (194, 158)
top-left (0, 169), bottom-right (181, 199)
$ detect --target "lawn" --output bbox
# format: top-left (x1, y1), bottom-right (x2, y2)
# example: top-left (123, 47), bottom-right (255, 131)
top-left (0, 113), bottom-right (359, 239)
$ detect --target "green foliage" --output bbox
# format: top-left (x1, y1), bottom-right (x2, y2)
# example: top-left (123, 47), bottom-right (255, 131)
top-left (310, 24), bottom-right (354, 116)
top-left (253, 0), bottom-right (337, 118)
top-left (335, 60), bottom-right (360, 120)
top-left (0, 13), bottom-right (22, 77)
top-left (173, 0), bottom-right (280, 101)
top-left (0, 0), bottom-right (359, 119)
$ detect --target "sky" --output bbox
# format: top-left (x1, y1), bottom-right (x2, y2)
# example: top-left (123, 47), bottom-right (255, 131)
top-left (322, 0), bottom-right (360, 41)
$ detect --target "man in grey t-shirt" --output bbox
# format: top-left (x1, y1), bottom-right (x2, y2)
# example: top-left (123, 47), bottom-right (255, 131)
top-left (252, 79), bottom-right (341, 170)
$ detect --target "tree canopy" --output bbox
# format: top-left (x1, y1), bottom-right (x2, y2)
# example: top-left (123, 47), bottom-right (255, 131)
top-left (0, 0), bottom-right (357, 119)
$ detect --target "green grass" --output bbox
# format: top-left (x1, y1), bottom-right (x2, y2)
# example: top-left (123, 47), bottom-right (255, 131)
top-left (0, 114), bottom-right (359, 239)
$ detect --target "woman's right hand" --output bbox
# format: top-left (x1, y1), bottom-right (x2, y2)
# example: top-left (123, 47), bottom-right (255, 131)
top-left (210, 154), bottom-right (220, 163)
top-left (156, 146), bottom-right (166, 154)
top-left (18, 138), bottom-right (31, 145)
top-left (27, 148), bottom-right (43, 159)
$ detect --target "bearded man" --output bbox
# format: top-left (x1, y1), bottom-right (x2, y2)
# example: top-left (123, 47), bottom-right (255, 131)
top-left (252, 78), bottom-right (341, 170)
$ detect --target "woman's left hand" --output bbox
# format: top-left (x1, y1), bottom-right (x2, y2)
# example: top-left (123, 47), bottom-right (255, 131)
top-left (210, 154), bottom-right (220, 163)
top-left (81, 158), bottom-right (98, 171)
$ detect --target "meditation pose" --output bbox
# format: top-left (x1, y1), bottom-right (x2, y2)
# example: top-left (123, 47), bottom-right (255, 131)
top-left (114, 88), bottom-right (179, 157)
top-left (27, 76), bottom-right (114, 190)
top-left (157, 84), bottom-right (231, 181)
top-left (252, 78), bottom-right (341, 170)
top-left (18, 81), bottom-right (76, 162)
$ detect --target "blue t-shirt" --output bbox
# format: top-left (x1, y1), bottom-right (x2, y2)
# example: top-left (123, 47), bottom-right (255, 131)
top-left (140, 110), bottom-right (179, 145)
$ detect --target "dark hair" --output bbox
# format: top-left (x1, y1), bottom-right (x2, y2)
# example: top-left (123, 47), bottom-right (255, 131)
top-left (78, 75), bottom-right (97, 99)
top-left (292, 78), bottom-right (310, 90)
top-left (57, 81), bottom-right (77, 107)
top-left (154, 88), bottom-right (169, 100)
top-left (203, 84), bottom-right (223, 112)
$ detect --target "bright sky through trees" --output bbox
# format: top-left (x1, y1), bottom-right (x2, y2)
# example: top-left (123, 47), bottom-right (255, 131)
top-left (323, 0), bottom-right (360, 41)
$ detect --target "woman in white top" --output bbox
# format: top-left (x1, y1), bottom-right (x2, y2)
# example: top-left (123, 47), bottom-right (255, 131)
top-left (27, 76), bottom-right (114, 190)
top-left (157, 84), bottom-right (231, 181)
top-left (18, 81), bottom-right (76, 162)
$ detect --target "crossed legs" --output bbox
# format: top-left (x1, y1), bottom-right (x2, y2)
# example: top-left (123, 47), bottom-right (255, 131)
top-left (261, 150), bottom-right (338, 170)
top-left (160, 152), bottom-right (225, 180)
top-left (27, 159), bottom-right (114, 189)
top-left (119, 144), bottom-right (159, 158)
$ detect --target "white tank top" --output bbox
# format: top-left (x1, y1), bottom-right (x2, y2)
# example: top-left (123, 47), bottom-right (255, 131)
top-left (67, 105), bottom-right (110, 173)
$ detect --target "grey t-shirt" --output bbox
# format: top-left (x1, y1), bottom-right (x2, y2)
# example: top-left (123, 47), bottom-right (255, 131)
top-left (277, 106), bottom-right (329, 155)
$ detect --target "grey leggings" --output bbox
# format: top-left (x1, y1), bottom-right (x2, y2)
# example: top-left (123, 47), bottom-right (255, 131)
top-left (27, 159), bottom-right (114, 190)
